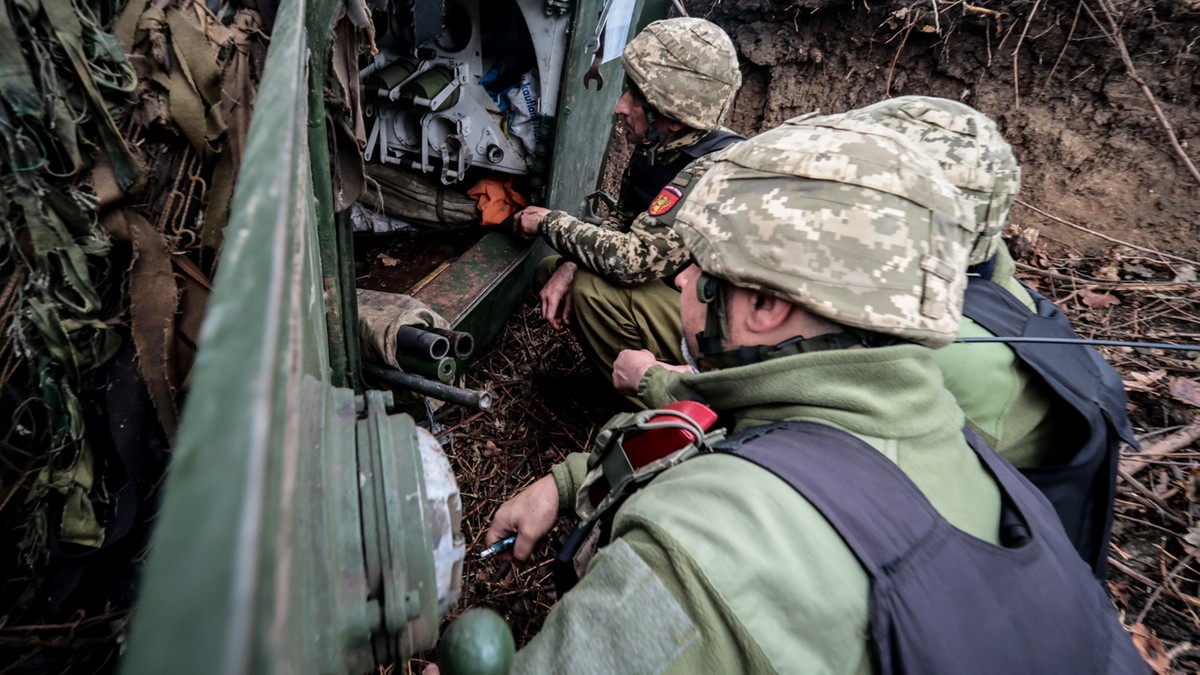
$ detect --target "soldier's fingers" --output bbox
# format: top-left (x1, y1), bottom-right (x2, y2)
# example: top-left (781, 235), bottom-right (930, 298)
top-left (513, 534), bottom-right (536, 562)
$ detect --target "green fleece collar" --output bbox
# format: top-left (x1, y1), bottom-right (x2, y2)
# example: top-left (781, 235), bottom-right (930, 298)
top-left (640, 344), bottom-right (964, 439)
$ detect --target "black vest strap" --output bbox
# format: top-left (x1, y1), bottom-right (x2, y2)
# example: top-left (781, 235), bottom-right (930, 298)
top-left (622, 129), bottom-right (744, 214)
top-left (963, 276), bottom-right (1137, 576)
top-left (716, 421), bottom-right (1148, 674)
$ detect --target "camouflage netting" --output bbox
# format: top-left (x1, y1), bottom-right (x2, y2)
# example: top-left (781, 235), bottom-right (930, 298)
top-left (0, 0), bottom-right (270, 669)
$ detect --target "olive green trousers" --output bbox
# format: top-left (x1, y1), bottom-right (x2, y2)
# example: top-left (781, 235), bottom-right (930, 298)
top-left (536, 256), bottom-right (684, 407)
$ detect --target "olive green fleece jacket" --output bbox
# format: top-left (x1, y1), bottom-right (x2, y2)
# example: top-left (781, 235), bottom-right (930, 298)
top-left (519, 345), bottom-right (1002, 674)
top-left (931, 247), bottom-right (1068, 468)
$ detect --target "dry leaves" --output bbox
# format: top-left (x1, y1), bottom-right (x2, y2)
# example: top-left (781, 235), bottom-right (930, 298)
top-left (1129, 623), bottom-right (1173, 674)
top-left (1125, 369), bottom-right (1168, 393)
top-left (1169, 377), bottom-right (1200, 408)
top-left (1078, 287), bottom-right (1121, 310)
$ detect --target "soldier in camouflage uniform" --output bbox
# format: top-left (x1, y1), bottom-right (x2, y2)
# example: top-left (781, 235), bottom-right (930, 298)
top-left (482, 122), bottom-right (1141, 672)
top-left (511, 17), bottom-right (743, 403)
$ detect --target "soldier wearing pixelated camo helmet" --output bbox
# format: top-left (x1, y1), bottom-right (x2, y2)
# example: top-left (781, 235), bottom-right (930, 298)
top-left (485, 121), bottom-right (1144, 673)
top-left (834, 96), bottom-right (1138, 577)
top-left (839, 96), bottom-right (1020, 268)
top-left (510, 17), bottom-right (744, 406)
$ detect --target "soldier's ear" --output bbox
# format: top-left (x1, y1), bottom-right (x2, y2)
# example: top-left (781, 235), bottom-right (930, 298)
top-left (740, 289), bottom-right (792, 334)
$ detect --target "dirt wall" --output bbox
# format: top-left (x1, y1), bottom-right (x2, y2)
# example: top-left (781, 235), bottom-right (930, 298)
top-left (690, 0), bottom-right (1200, 259)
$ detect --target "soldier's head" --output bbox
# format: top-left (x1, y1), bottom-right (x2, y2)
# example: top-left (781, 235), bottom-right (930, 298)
top-left (669, 119), bottom-right (975, 370)
top-left (839, 96), bottom-right (1021, 267)
top-left (618, 18), bottom-right (741, 145)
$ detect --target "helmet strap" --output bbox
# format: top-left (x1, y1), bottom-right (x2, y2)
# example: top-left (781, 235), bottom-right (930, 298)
top-left (642, 109), bottom-right (668, 160)
top-left (694, 273), bottom-right (729, 358)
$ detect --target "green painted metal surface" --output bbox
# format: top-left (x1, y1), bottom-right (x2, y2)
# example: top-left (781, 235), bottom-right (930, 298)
top-left (120, 0), bottom-right (446, 670)
top-left (544, 0), bottom-right (671, 214)
top-left (120, 0), bottom-right (673, 671)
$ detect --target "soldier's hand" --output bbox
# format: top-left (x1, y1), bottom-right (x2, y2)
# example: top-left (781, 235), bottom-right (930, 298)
top-left (613, 350), bottom-right (694, 395)
top-left (486, 474), bottom-right (560, 562)
top-left (540, 262), bottom-right (577, 330)
top-left (513, 206), bottom-right (550, 240)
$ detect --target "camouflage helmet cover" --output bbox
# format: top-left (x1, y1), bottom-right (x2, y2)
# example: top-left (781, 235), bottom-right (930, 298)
top-left (672, 119), bottom-right (975, 348)
top-left (841, 96), bottom-right (1021, 265)
top-left (621, 18), bottom-right (742, 131)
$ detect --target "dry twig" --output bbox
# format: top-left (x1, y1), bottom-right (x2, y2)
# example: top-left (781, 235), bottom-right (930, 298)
top-left (1121, 417), bottom-right (1200, 477)
top-left (1015, 200), bottom-right (1200, 268)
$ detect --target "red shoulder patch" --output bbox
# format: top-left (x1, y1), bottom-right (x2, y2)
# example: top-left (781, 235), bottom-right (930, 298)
top-left (647, 185), bottom-right (683, 216)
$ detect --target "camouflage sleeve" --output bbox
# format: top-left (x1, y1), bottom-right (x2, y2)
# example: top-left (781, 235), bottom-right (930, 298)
top-left (538, 153), bottom-right (724, 286)
top-left (541, 209), bottom-right (691, 287)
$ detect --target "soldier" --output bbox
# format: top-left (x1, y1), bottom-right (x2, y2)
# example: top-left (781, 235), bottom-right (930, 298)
top-left (618, 98), bottom-right (1137, 576)
top-left (485, 121), bottom-right (1144, 672)
top-left (839, 96), bottom-right (1139, 577)
top-left (510, 17), bottom-right (743, 403)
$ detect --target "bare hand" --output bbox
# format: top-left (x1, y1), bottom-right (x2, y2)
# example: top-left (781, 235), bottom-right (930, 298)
top-left (422, 665), bottom-right (440, 675)
top-left (612, 350), bottom-right (693, 395)
top-left (540, 262), bottom-right (577, 330)
top-left (513, 206), bottom-right (551, 240)
top-left (612, 349), bottom-right (661, 395)
top-left (487, 474), bottom-right (560, 562)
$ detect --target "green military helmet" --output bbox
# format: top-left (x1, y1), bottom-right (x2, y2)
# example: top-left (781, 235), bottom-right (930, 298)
top-left (621, 17), bottom-right (741, 131)
top-left (672, 120), bottom-right (976, 348)
top-left (841, 96), bottom-right (1021, 266)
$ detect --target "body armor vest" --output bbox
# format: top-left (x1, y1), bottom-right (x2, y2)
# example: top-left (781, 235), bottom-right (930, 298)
top-left (964, 275), bottom-right (1138, 577)
top-left (716, 421), bottom-right (1147, 674)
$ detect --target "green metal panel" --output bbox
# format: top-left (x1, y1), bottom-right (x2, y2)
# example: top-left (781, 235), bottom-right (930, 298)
top-left (119, 0), bottom-right (339, 668)
top-left (545, 0), bottom-right (671, 213)
top-left (120, 0), bottom-right (451, 669)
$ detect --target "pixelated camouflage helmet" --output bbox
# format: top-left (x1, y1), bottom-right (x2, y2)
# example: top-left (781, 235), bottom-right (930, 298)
top-left (671, 118), bottom-right (976, 348)
top-left (621, 18), bottom-right (741, 131)
top-left (841, 96), bottom-right (1021, 265)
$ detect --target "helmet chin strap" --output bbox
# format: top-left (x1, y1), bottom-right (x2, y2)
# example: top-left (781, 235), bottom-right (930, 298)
top-left (693, 272), bottom-right (896, 370)
top-left (642, 108), bottom-right (674, 162)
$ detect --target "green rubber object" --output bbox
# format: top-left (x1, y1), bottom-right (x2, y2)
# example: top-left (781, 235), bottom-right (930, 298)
top-left (438, 608), bottom-right (515, 675)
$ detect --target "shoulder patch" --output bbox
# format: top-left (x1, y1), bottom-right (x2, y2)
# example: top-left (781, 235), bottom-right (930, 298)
top-left (647, 185), bottom-right (683, 217)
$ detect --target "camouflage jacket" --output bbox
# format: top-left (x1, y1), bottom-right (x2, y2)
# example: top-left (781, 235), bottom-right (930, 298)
top-left (539, 128), bottom-right (738, 287)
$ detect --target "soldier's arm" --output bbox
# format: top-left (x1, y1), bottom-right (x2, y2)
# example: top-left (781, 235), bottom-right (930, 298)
top-left (541, 209), bottom-right (690, 287)
top-left (510, 535), bottom-right (742, 673)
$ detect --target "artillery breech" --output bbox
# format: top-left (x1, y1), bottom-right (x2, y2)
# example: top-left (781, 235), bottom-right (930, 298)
top-left (395, 325), bottom-right (451, 360)
top-left (364, 363), bottom-right (492, 410)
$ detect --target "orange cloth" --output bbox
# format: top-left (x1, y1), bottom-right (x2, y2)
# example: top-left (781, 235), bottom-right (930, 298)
top-left (467, 177), bottom-right (530, 226)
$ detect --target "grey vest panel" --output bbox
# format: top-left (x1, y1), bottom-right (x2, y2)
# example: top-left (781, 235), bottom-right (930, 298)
top-left (964, 276), bottom-right (1138, 577)
top-left (717, 421), bottom-right (1147, 675)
